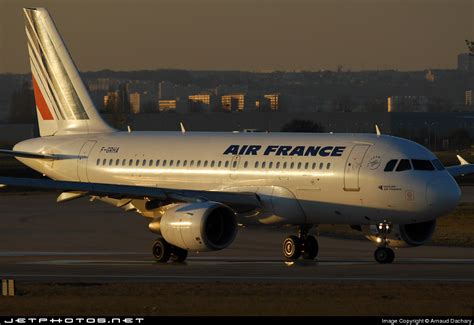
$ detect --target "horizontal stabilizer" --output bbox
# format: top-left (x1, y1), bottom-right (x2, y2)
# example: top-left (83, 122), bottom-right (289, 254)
top-left (0, 149), bottom-right (81, 160)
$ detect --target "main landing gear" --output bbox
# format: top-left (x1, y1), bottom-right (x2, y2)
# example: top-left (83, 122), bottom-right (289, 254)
top-left (152, 238), bottom-right (188, 263)
top-left (283, 225), bottom-right (318, 260)
top-left (373, 222), bottom-right (395, 264)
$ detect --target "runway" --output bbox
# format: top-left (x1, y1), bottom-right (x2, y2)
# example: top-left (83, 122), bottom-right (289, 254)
top-left (0, 193), bottom-right (473, 283)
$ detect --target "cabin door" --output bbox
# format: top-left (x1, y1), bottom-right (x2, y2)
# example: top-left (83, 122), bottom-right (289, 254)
top-left (77, 140), bottom-right (97, 182)
top-left (343, 144), bottom-right (370, 191)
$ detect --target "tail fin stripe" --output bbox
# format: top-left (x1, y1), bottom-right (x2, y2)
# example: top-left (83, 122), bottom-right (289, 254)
top-left (28, 38), bottom-right (66, 120)
top-left (26, 12), bottom-right (88, 121)
top-left (30, 57), bottom-right (61, 120)
top-left (23, 8), bottom-right (115, 136)
top-left (32, 76), bottom-right (54, 120)
top-left (26, 19), bottom-right (64, 120)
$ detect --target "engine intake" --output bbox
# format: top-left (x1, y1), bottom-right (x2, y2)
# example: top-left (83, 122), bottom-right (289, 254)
top-left (363, 220), bottom-right (436, 248)
top-left (148, 201), bottom-right (237, 251)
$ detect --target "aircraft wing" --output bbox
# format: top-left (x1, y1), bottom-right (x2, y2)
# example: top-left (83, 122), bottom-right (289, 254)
top-left (446, 164), bottom-right (474, 177)
top-left (0, 176), bottom-right (261, 212)
top-left (446, 155), bottom-right (474, 177)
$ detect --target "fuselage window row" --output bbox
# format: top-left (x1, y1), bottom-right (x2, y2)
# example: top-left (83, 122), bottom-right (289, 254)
top-left (95, 157), bottom-right (332, 171)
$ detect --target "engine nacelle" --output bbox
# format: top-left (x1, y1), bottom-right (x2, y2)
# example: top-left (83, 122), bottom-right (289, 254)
top-left (148, 202), bottom-right (237, 252)
top-left (363, 220), bottom-right (436, 248)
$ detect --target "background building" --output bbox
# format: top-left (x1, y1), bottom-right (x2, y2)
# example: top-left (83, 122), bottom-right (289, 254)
top-left (457, 53), bottom-right (473, 72)
top-left (466, 90), bottom-right (472, 106)
top-left (129, 92), bottom-right (141, 114)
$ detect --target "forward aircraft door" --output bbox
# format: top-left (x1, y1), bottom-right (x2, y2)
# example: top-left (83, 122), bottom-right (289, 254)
top-left (77, 140), bottom-right (97, 182)
top-left (344, 144), bottom-right (370, 191)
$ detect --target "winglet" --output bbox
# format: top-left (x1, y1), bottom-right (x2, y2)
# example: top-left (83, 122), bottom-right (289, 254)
top-left (180, 122), bottom-right (186, 134)
top-left (375, 124), bottom-right (381, 136)
top-left (457, 155), bottom-right (469, 165)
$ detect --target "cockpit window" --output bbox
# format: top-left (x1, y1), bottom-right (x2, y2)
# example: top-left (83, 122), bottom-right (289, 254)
top-left (384, 159), bottom-right (398, 172)
top-left (411, 159), bottom-right (435, 171)
top-left (432, 159), bottom-right (445, 171)
top-left (396, 159), bottom-right (412, 172)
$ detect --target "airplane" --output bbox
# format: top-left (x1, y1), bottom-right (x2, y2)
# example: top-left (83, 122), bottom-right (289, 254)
top-left (1, 7), bottom-right (473, 264)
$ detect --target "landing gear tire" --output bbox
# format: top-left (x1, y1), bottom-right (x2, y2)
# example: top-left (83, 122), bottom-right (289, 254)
top-left (171, 247), bottom-right (188, 262)
top-left (152, 238), bottom-right (171, 263)
top-left (302, 235), bottom-right (319, 260)
top-left (283, 235), bottom-right (302, 260)
top-left (374, 247), bottom-right (395, 264)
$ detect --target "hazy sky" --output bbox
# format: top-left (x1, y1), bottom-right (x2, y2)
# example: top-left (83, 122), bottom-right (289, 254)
top-left (0, 0), bottom-right (472, 73)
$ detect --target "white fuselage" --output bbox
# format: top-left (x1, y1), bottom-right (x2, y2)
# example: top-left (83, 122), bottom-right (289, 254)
top-left (14, 131), bottom-right (460, 226)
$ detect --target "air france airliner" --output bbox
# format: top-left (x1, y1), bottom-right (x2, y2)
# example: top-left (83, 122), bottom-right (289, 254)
top-left (1, 8), bottom-right (472, 264)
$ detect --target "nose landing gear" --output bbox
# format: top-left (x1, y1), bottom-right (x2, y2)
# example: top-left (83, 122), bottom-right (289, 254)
top-left (373, 222), bottom-right (395, 264)
top-left (283, 225), bottom-right (319, 260)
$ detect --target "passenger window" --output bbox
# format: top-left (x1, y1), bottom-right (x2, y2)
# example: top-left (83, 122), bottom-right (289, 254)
top-left (396, 159), bottom-right (412, 172)
top-left (312, 163), bottom-right (316, 169)
top-left (432, 159), bottom-right (445, 171)
top-left (156, 160), bottom-right (160, 167)
top-left (412, 159), bottom-right (435, 171)
top-left (197, 160), bottom-right (201, 167)
top-left (183, 160), bottom-right (187, 167)
top-left (129, 159), bottom-right (133, 166)
top-left (269, 162), bottom-right (273, 168)
top-left (122, 159), bottom-right (126, 166)
top-left (190, 160), bottom-right (194, 167)
top-left (319, 162), bottom-right (323, 170)
top-left (276, 162), bottom-right (280, 169)
top-left (211, 161), bottom-right (215, 168)
top-left (142, 160), bottom-right (146, 166)
top-left (218, 161), bottom-right (222, 168)
top-left (204, 161), bottom-right (208, 167)
top-left (290, 162), bottom-right (294, 169)
top-left (135, 159), bottom-right (139, 166)
top-left (305, 162), bottom-right (309, 169)
top-left (149, 160), bottom-right (153, 167)
top-left (177, 160), bottom-right (181, 167)
top-left (103, 158), bottom-right (107, 165)
top-left (255, 161), bottom-right (259, 168)
top-left (262, 162), bottom-right (266, 168)
top-left (109, 159), bottom-right (113, 166)
top-left (244, 161), bottom-right (248, 168)
top-left (283, 162), bottom-right (287, 169)
top-left (326, 163), bottom-right (331, 169)
top-left (170, 160), bottom-right (174, 167)
top-left (384, 159), bottom-right (398, 172)
top-left (96, 159), bottom-right (100, 166)
top-left (163, 160), bottom-right (167, 167)
top-left (297, 162), bottom-right (301, 169)
top-left (116, 159), bottom-right (120, 166)
top-left (225, 161), bottom-right (229, 168)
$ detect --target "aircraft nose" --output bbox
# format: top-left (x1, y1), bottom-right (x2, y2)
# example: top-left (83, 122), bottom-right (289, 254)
top-left (426, 176), bottom-right (460, 214)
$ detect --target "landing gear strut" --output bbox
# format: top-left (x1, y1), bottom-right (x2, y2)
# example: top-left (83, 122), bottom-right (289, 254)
top-left (373, 222), bottom-right (395, 264)
top-left (152, 238), bottom-right (188, 263)
top-left (283, 225), bottom-right (318, 260)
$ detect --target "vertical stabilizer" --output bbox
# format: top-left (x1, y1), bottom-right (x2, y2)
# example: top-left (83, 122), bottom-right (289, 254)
top-left (23, 8), bottom-right (115, 136)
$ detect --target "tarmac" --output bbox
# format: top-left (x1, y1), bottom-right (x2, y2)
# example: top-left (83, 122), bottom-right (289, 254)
top-left (0, 193), bottom-right (473, 283)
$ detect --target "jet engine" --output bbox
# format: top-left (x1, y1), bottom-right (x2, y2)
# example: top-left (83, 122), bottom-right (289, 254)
top-left (148, 201), bottom-right (237, 251)
top-left (363, 220), bottom-right (436, 248)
